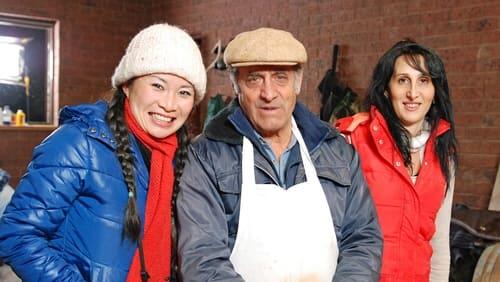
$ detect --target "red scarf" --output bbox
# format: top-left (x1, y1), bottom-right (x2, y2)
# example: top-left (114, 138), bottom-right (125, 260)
top-left (124, 99), bottom-right (178, 281)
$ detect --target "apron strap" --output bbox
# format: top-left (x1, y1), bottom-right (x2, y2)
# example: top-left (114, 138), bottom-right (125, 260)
top-left (291, 118), bottom-right (319, 183)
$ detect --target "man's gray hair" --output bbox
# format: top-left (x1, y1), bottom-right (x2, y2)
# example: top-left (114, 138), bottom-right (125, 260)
top-left (228, 66), bottom-right (303, 96)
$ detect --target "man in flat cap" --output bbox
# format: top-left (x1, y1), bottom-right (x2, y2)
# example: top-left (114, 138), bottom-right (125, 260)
top-left (176, 27), bottom-right (382, 281)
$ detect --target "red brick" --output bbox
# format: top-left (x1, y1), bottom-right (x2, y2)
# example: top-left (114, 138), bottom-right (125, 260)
top-left (0, 0), bottom-right (497, 210)
top-left (459, 153), bottom-right (499, 168)
top-left (450, 4), bottom-right (500, 20)
top-left (453, 193), bottom-right (491, 210)
top-left (455, 112), bottom-right (487, 127)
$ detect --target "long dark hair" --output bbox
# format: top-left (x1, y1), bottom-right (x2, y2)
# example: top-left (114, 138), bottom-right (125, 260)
top-left (365, 39), bottom-right (458, 187)
top-left (106, 88), bottom-right (191, 241)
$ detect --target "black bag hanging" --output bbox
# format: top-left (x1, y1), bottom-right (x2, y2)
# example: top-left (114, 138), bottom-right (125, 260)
top-left (317, 44), bottom-right (360, 123)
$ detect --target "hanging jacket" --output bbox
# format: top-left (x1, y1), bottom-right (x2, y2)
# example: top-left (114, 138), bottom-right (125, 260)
top-left (176, 99), bottom-right (383, 281)
top-left (0, 101), bottom-right (150, 281)
top-left (336, 106), bottom-right (452, 281)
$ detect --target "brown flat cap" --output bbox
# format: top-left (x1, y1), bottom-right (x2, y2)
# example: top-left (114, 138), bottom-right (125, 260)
top-left (224, 27), bottom-right (307, 67)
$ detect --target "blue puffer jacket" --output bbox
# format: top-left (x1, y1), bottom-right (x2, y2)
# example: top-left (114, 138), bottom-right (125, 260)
top-left (0, 101), bottom-right (149, 281)
top-left (176, 100), bottom-right (383, 281)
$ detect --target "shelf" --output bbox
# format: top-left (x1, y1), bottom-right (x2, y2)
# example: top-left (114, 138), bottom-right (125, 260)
top-left (0, 124), bottom-right (56, 131)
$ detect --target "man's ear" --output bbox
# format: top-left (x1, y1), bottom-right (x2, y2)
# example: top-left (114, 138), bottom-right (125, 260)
top-left (295, 68), bottom-right (304, 95)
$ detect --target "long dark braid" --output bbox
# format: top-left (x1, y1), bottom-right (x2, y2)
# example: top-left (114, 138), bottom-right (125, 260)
top-left (107, 88), bottom-right (142, 242)
top-left (170, 124), bottom-right (190, 281)
top-left (173, 125), bottom-right (190, 198)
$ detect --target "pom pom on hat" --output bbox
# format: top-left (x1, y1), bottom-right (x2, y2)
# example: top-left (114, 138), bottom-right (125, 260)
top-left (112, 23), bottom-right (207, 104)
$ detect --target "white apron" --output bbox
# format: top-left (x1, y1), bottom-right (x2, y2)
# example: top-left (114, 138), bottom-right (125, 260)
top-left (229, 119), bottom-right (339, 282)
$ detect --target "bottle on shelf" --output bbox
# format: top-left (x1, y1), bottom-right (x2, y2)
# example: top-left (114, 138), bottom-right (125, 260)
top-left (2, 105), bottom-right (12, 125)
top-left (15, 109), bottom-right (26, 126)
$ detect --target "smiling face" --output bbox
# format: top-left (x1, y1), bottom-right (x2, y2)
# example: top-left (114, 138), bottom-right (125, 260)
top-left (122, 73), bottom-right (195, 139)
top-left (388, 55), bottom-right (435, 135)
top-left (237, 65), bottom-right (300, 138)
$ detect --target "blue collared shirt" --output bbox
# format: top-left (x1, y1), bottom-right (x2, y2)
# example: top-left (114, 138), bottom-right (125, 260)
top-left (253, 129), bottom-right (297, 186)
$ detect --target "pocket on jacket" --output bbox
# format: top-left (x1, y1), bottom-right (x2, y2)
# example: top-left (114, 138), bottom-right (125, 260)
top-left (216, 169), bottom-right (241, 215)
top-left (299, 165), bottom-right (351, 187)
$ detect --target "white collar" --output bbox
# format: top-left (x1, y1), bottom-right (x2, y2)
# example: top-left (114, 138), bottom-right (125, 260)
top-left (409, 121), bottom-right (431, 153)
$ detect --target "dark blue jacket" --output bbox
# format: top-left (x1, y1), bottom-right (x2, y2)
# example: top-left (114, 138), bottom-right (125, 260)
top-left (176, 100), bottom-right (383, 282)
top-left (0, 101), bottom-right (149, 281)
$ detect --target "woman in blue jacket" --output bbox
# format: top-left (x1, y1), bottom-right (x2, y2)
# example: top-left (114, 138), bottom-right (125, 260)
top-left (0, 23), bottom-right (206, 282)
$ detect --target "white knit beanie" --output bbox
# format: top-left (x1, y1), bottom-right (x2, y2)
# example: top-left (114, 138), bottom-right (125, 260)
top-left (111, 23), bottom-right (207, 104)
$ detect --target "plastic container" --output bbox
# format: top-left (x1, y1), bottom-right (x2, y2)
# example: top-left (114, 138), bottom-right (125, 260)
top-left (2, 105), bottom-right (12, 125)
top-left (15, 109), bottom-right (26, 126)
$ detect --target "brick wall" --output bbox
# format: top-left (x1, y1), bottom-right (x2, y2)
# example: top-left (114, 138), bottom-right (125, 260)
top-left (0, 0), bottom-right (152, 185)
top-left (0, 0), bottom-right (498, 210)
top-left (153, 0), bottom-right (500, 210)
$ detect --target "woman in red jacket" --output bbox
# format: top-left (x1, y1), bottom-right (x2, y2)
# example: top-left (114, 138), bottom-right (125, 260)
top-left (337, 40), bottom-right (458, 281)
